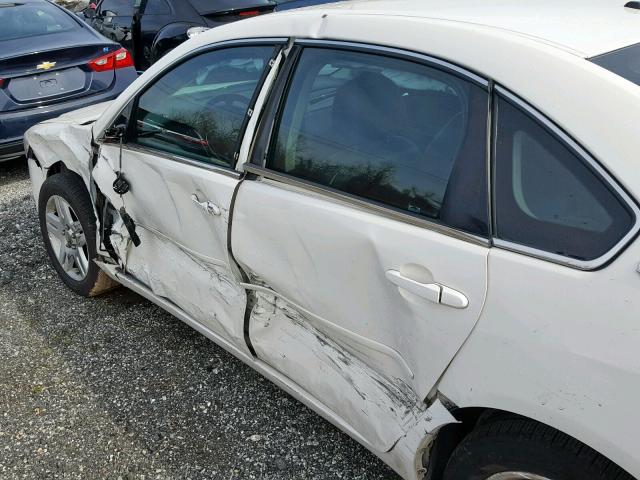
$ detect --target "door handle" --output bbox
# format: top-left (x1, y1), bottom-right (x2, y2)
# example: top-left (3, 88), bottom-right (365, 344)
top-left (385, 270), bottom-right (468, 309)
top-left (191, 194), bottom-right (221, 216)
top-left (385, 270), bottom-right (441, 303)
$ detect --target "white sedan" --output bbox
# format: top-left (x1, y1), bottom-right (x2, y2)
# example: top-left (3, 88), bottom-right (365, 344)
top-left (24, 1), bottom-right (640, 479)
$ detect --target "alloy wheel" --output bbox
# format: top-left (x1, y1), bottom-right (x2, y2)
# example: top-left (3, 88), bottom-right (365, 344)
top-left (45, 195), bottom-right (90, 281)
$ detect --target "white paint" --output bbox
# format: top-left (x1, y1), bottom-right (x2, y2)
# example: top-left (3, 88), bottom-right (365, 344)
top-left (23, 121), bottom-right (94, 189)
top-left (249, 288), bottom-right (424, 452)
top-left (232, 179), bottom-right (488, 404)
top-left (99, 261), bottom-right (455, 480)
top-left (27, 158), bottom-right (46, 206)
top-left (305, 0), bottom-right (640, 57)
top-left (236, 50), bottom-right (285, 171)
top-left (41, 100), bottom-right (112, 125)
top-left (23, 3), bottom-right (640, 478)
top-left (438, 240), bottom-right (640, 477)
top-left (93, 6), bottom-right (640, 204)
top-left (92, 143), bottom-right (249, 355)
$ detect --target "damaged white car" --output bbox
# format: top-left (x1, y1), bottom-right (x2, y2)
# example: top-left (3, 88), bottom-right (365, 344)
top-left (25, 1), bottom-right (640, 479)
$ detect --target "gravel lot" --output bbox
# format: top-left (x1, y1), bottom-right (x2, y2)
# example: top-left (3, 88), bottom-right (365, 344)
top-left (0, 158), bottom-right (399, 479)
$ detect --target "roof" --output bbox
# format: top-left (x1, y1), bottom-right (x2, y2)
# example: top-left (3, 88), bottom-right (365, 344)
top-left (297, 0), bottom-right (640, 57)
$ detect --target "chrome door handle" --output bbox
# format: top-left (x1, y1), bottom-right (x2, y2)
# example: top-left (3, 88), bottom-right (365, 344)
top-left (191, 194), bottom-right (221, 216)
top-left (385, 270), bottom-right (468, 309)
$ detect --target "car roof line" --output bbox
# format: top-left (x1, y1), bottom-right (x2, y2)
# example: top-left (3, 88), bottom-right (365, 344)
top-left (281, 9), bottom-right (589, 57)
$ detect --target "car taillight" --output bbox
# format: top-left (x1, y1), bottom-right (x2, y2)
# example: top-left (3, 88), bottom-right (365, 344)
top-left (88, 48), bottom-right (134, 72)
top-left (0, 79), bottom-right (4, 88)
top-left (239, 9), bottom-right (261, 16)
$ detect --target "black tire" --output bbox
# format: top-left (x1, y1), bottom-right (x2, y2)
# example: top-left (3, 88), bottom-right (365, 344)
top-left (38, 172), bottom-right (118, 297)
top-left (443, 417), bottom-right (634, 480)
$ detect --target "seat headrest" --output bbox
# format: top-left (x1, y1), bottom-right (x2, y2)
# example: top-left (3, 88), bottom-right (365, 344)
top-left (331, 71), bottom-right (406, 145)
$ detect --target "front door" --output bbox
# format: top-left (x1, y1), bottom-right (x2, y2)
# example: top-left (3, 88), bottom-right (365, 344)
top-left (232, 44), bottom-right (491, 451)
top-left (93, 42), bottom-right (280, 353)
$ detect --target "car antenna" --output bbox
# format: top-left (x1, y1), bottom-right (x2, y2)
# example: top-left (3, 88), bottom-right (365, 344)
top-left (625, 1), bottom-right (640, 9)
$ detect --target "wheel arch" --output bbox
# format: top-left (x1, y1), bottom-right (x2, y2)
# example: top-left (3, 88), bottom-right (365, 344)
top-left (46, 160), bottom-right (67, 178)
top-left (424, 404), bottom-right (635, 480)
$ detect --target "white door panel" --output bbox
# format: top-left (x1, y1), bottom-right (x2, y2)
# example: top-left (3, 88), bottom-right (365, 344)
top-left (94, 145), bottom-right (248, 352)
top-left (232, 179), bottom-right (488, 446)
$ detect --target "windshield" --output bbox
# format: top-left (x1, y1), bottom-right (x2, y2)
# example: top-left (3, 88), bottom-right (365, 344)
top-left (0, 2), bottom-right (78, 41)
top-left (591, 43), bottom-right (640, 87)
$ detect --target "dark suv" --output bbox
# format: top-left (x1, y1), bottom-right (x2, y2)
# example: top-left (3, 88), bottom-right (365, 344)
top-left (81, 0), bottom-right (339, 71)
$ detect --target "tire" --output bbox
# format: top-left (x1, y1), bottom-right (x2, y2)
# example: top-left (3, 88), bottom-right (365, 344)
top-left (443, 417), bottom-right (634, 480)
top-left (38, 172), bottom-right (119, 297)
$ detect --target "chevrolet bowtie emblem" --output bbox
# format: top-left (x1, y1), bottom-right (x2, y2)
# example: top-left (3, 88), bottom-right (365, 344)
top-left (36, 61), bottom-right (56, 71)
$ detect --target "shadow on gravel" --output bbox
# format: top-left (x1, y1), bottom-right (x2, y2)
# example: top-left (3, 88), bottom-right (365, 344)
top-left (0, 159), bottom-right (399, 480)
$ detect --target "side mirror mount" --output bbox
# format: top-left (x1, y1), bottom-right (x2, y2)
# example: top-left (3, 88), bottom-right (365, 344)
top-left (103, 124), bottom-right (126, 143)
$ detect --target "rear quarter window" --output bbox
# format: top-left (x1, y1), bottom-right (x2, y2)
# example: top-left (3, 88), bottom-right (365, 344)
top-left (494, 94), bottom-right (637, 264)
top-left (591, 43), bottom-right (640, 87)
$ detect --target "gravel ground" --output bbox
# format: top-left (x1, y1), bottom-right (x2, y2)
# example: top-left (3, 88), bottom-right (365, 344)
top-left (0, 158), bottom-right (399, 480)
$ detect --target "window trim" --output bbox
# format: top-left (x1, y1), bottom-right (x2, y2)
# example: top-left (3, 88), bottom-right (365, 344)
top-left (246, 39), bottom-right (492, 247)
top-left (97, 37), bottom-right (288, 173)
top-left (492, 85), bottom-right (640, 270)
top-left (294, 39), bottom-right (489, 88)
top-left (124, 143), bottom-right (242, 179)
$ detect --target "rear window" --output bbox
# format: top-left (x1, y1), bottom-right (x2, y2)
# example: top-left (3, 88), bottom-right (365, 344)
top-left (591, 43), bottom-right (640, 87)
top-left (0, 2), bottom-right (77, 41)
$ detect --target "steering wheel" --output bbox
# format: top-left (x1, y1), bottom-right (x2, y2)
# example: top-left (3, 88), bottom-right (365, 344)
top-left (207, 93), bottom-right (250, 114)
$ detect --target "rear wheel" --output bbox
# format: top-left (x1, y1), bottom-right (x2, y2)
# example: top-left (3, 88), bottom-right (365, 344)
top-left (443, 417), bottom-right (634, 480)
top-left (38, 172), bottom-right (118, 296)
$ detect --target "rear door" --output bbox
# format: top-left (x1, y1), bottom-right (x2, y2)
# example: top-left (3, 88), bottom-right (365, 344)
top-left (231, 43), bottom-right (490, 451)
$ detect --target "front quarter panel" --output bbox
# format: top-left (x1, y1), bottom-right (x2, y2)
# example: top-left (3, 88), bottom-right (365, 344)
top-left (438, 240), bottom-right (640, 478)
top-left (24, 121), bottom-right (95, 191)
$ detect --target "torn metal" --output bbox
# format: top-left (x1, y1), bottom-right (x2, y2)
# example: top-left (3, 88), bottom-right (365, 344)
top-left (24, 101), bottom-right (113, 190)
top-left (108, 216), bottom-right (247, 347)
top-left (248, 285), bottom-right (428, 452)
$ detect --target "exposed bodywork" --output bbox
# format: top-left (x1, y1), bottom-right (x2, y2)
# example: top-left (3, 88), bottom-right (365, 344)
top-left (24, 2), bottom-right (640, 479)
top-left (25, 103), bottom-right (108, 194)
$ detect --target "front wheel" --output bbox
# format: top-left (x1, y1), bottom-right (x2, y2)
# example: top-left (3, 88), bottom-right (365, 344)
top-left (443, 417), bottom-right (634, 480)
top-left (38, 172), bottom-right (118, 297)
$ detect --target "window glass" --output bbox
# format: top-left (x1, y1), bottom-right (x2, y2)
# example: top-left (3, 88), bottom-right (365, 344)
top-left (133, 46), bottom-right (274, 167)
top-left (591, 43), bottom-right (640, 87)
top-left (143, 0), bottom-right (170, 15)
top-left (494, 96), bottom-right (635, 261)
top-left (99, 0), bottom-right (135, 16)
top-left (0, 3), bottom-right (77, 41)
top-left (267, 48), bottom-right (488, 235)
